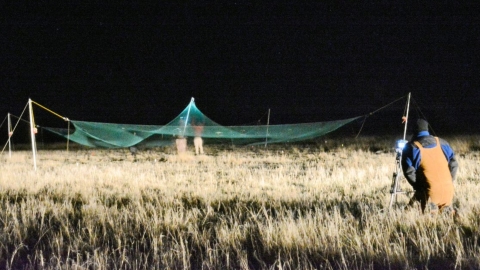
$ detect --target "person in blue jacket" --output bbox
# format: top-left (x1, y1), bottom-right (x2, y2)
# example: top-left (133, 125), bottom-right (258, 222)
top-left (401, 119), bottom-right (458, 213)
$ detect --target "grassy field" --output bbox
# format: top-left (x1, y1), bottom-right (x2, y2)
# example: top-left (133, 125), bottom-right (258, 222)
top-left (0, 135), bottom-right (479, 269)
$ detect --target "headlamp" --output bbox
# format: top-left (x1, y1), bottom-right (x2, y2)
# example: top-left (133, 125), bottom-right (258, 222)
top-left (395, 140), bottom-right (407, 151)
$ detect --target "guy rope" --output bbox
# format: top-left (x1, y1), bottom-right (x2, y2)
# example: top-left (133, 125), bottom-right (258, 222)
top-left (31, 100), bottom-right (71, 153)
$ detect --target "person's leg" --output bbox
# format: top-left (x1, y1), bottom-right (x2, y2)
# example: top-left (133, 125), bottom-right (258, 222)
top-left (176, 138), bottom-right (187, 154)
top-left (199, 138), bottom-right (204, 154)
top-left (440, 204), bottom-right (456, 216)
top-left (427, 202), bottom-right (439, 215)
top-left (194, 137), bottom-right (200, 155)
top-left (407, 189), bottom-right (428, 213)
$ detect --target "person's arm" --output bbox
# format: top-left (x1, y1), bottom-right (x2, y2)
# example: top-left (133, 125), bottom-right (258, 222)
top-left (440, 140), bottom-right (459, 181)
top-left (449, 155), bottom-right (459, 181)
top-left (401, 144), bottom-right (419, 188)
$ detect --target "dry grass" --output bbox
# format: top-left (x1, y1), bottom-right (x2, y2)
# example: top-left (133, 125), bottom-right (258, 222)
top-left (0, 135), bottom-right (479, 269)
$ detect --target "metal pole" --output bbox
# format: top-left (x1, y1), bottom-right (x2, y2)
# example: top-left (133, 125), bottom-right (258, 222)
top-left (28, 99), bottom-right (37, 170)
top-left (182, 97), bottom-right (194, 136)
top-left (389, 92), bottom-right (412, 209)
top-left (67, 120), bottom-right (70, 153)
top-left (264, 108), bottom-right (270, 148)
top-left (8, 113), bottom-right (12, 158)
top-left (389, 159), bottom-right (404, 208)
top-left (402, 92), bottom-right (411, 140)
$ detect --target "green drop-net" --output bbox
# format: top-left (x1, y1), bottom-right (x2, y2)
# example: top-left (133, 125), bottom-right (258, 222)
top-left (44, 98), bottom-right (360, 148)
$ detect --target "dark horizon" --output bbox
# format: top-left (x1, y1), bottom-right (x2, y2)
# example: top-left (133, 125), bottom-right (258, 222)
top-left (1, 2), bottom-right (478, 140)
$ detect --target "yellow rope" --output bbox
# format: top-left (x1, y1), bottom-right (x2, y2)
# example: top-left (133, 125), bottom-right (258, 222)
top-left (31, 100), bottom-right (69, 121)
top-left (31, 100), bottom-right (70, 153)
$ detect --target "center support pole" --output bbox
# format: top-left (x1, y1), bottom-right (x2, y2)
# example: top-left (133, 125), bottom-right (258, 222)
top-left (182, 97), bottom-right (194, 137)
top-left (28, 98), bottom-right (37, 170)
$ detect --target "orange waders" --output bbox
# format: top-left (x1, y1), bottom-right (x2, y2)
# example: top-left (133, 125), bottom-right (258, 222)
top-left (413, 137), bottom-right (454, 211)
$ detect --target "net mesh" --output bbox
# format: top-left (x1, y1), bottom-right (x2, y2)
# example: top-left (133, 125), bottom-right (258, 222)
top-left (44, 98), bottom-right (361, 148)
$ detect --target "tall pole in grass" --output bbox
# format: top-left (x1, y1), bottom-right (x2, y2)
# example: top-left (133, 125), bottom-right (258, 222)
top-left (7, 113), bottom-right (12, 158)
top-left (388, 92), bottom-right (412, 209)
top-left (403, 92), bottom-right (411, 140)
top-left (264, 108), bottom-right (270, 148)
top-left (67, 120), bottom-right (70, 153)
top-left (182, 97), bottom-right (194, 137)
top-left (28, 99), bottom-right (37, 170)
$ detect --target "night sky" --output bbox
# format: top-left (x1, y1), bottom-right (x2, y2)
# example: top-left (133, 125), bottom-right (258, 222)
top-left (1, 2), bottom-right (478, 137)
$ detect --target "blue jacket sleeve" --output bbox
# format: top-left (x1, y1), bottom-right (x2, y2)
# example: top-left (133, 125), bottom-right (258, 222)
top-left (401, 143), bottom-right (421, 187)
top-left (440, 141), bottom-right (459, 181)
